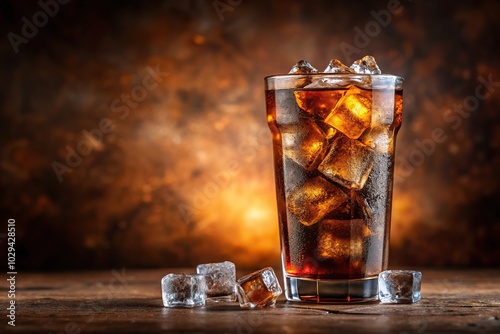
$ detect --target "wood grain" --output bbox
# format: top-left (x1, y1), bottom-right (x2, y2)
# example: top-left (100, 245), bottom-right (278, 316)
top-left (2, 269), bottom-right (499, 333)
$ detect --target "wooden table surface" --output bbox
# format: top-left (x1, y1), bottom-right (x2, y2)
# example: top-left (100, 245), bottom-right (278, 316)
top-left (2, 268), bottom-right (500, 333)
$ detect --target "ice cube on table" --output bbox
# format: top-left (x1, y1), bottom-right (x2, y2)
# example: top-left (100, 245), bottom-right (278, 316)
top-left (378, 270), bottom-right (422, 303)
top-left (196, 261), bottom-right (236, 302)
top-left (324, 86), bottom-right (372, 139)
top-left (324, 59), bottom-right (355, 74)
top-left (161, 274), bottom-right (207, 308)
top-left (287, 176), bottom-right (348, 226)
top-left (318, 135), bottom-right (374, 190)
top-left (294, 90), bottom-right (345, 119)
top-left (281, 119), bottom-right (328, 171)
top-left (289, 60), bottom-right (318, 74)
top-left (350, 55), bottom-right (381, 74)
top-left (235, 267), bottom-right (282, 308)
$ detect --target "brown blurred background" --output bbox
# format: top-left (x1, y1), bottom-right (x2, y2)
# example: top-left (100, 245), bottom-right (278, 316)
top-left (1, 0), bottom-right (499, 271)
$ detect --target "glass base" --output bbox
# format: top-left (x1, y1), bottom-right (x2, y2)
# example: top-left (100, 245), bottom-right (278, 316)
top-left (284, 275), bottom-right (379, 303)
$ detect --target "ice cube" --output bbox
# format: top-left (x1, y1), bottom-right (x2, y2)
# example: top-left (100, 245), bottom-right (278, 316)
top-left (370, 75), bottom-right (403, 130)
top-left (161, 274), bottom-right (207, 308)
top-left (317, 232), bottom-right (361, 260)
top-left (359, 127), bottom-right (393, 154)
top-left (324, 59), bottom-right (355, 74)
top-left (304, 77), bottom-right (350, 89)
top-left (319, 218), bottom-right (372, 241)
top-left (316, 219), bottom-right (371, 277)
top-left (317, 219), bottom-right (370, 260)
top-left (289, 60), bottom-right (318, 74)
top-left (321, 189), bottom-right (373, 220)
top-left (287, 176), bottom-right (348, 226)
top-left (322, 200), bottom-right (353, 220)
top-left (196, 261), bottom-right (236, 302)
top-left (357, 152), bottom-right (392, 222)
top-left (270, 89), bottom-right (305, 125)
top-left (294, 90), bottom-right (345, 119)
top-left (283, 157), bottom-right (307, 194)
top-left (318, 235), bottom-right (364, 276)
top-left (318, 122), bottom-right (338, 139)
top-left (371, 85), bottom-right (395, 127)
top-left (324, 86), bottom-right (372, 139)
top-left (281, 118), bottom-right (328, 171)
top-left (318, 135), bottom-right (374, 190)
top-left (350, 55), bottom-right (381, 74)
top-left (378, 270), bottom-right (422, 304)
top-left (393, 92), bottom-right (403, 130)
top-left (235, 267), bottom-right (282, 308)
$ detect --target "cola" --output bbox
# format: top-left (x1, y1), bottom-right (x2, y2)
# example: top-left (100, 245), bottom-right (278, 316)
top-left (266, 68), bottom-right (403, 302)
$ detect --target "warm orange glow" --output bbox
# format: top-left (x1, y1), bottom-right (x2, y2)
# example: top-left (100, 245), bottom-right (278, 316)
top-left (192, 181), bottom-right (280, 267)
top-left (390, 191), bottom-right (418, 249)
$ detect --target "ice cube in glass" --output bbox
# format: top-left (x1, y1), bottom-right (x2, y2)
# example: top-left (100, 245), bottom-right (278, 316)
top-left (324, 86), bottom-right (372, 139)
top-left (294, 90), bottom-right (344, 119)
top-left (281, 119), bottom-right (328, 171)
top-left (317, 219), bottom-right (372, 277)
top-left (350, 55), bottom-right (381, 74)
top-left (287, 176), bottom-right (348, 226)
top-left (318, 135), bottom-right (374, 190)
top-left (289, 60), bottom-right (318, 74)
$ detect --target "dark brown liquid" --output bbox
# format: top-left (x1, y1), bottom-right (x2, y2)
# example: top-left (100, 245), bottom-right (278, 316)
top-left (267, 86), bottom-right (402, 279)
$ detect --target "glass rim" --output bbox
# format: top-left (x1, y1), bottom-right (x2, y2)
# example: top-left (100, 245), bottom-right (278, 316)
top-left (265, 73), bottom-right (404, 90)
top-left (264, 73), bottom-right (404, 81)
